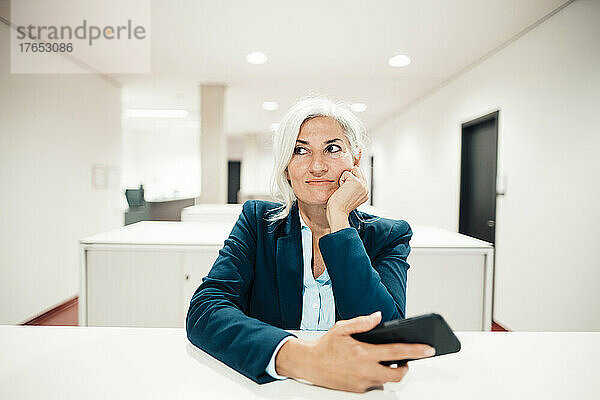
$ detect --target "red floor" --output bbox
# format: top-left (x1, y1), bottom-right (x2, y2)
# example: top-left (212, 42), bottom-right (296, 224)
top-left (23, 297), bottom-right (78, 326)
top-left (491, 321), bottom-right (508, 332)
top-left (23, 296), bottom-right (509, 331)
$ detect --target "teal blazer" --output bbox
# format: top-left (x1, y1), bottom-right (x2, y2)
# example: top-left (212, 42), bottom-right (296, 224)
top-left (186, 200), bottom-right (412, 384)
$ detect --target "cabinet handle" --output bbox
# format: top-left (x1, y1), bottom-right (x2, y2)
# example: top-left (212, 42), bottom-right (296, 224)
top-left (185, 274), bottom-right (190, 281)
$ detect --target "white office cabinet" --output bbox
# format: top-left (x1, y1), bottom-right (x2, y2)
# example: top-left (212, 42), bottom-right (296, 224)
top-left (80, 222), bottom-right (228, 328)
top-left (86, 249), bottom-right (183, 327)
top-left (407, 250), bottom-right (487, 331)
top-left (84, 248), bottom-right (220, 328)
top-left (407, 225), bottom-right (493, 331)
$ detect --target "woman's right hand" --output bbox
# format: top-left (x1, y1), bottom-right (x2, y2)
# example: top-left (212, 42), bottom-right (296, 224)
top-left (275, 311), bottom-right (436, 393)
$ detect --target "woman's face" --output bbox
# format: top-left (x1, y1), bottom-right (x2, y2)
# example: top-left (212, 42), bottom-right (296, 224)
top-left (286, 116), bottom-right (360, 205)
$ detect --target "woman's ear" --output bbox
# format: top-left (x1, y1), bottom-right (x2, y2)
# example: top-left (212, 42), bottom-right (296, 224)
top-left (354, 150), bottom-right (362, 166)
top-left (285, 168), bottom-right (290, 182)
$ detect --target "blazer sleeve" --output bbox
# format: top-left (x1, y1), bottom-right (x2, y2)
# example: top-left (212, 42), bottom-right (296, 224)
top-left (186, 200), bottom-right (295, 384)
top-left (318, 219), bottom-right (412, 322)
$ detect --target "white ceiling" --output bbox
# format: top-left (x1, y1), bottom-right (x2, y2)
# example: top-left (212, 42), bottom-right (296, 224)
top-left (116, 0), bottom-right (569, 136)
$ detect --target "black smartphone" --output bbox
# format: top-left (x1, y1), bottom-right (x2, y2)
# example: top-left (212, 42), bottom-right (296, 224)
top-left (351, 313), bottom-right (461, 365)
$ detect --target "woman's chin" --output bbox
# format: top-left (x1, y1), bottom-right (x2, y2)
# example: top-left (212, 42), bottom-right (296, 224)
top-left (297, 194), bottom-right (332, 206)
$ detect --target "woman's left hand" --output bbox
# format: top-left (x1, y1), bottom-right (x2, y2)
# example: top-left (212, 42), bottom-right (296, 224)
top-left (326, 166), bottom-right (369, 230)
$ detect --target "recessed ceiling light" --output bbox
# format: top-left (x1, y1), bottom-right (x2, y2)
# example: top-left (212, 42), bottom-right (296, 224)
top-left (246, 51), bottom-right (268, 65)
top-left (270, 123), bottom-right (280, 132)
top-left (350, 103), bottom-right (367, 113)
top-left (126, 109), bottom-right (189, 118)
top-left (262, 101), bottom-right (279, 111)
top-left (388, 54), bottom-right (411, 67)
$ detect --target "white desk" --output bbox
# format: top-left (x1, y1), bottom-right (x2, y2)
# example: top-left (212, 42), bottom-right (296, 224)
top-left (80, 221), bottom-right (493, 330)
top-left (1, 326), bottom-right (598, 399)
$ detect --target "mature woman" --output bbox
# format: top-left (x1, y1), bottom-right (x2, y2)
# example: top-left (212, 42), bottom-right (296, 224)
top-left (186, 98), bottom-right (434, 393)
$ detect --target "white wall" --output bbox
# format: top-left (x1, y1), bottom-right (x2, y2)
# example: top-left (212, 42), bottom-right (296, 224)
top-left (0, 23), bottom-right (122, 324)
top-left (371, 0), bottom-right (600, 331)
top-left (121, 119), bottom-right (201, 202)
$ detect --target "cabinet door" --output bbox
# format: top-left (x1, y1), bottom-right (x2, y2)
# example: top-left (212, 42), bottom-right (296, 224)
top-left (86, 249), bottom-right (184, 328)
top-left (406, 251), bottom-right (485, 331)
top-left (181, 247), bottom-right (221, 317)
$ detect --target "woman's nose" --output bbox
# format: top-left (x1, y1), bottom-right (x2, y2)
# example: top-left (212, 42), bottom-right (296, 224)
top-left (308, 154), bottom-right (328, 174)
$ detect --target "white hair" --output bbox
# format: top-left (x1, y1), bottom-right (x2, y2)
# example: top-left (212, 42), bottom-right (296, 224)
top-left (268, 97), bottom-right (369, 222)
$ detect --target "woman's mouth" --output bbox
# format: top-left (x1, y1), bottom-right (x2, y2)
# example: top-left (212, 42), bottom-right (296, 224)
top-left (306, 180), bottom-right (335, 186)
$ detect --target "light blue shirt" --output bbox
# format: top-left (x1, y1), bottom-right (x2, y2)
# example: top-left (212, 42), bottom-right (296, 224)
top-left (265, 213), bottom-right (336, 379)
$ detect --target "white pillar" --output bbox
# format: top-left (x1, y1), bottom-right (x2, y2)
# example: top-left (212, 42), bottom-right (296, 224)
top-left (197, 84), bottom-right (227, 204)
top-left (239, 133), bottom-right (274, 202)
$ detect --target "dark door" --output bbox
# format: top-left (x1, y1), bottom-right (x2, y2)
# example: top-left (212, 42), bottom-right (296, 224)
top-left (459, 111), bottom-right (499, 244)
top-left (227, 161), bottom-right (241, 204)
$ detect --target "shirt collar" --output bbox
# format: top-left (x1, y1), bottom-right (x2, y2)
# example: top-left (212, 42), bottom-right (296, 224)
top-left (298, 211), bottom-right (309, 230)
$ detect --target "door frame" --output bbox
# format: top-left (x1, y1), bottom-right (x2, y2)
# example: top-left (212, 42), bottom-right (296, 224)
top-left (459, 110), bottom-right (500, 328)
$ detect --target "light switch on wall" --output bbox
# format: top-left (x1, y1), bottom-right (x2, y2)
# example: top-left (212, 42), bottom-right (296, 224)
top-left (91, 164), bottom-right (107, 189)
top-left (496, 174), bottom-right (507, 196)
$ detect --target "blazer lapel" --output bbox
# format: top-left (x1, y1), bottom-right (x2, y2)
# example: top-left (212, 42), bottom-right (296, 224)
top-left (275, 202), bottom-right (303, 329)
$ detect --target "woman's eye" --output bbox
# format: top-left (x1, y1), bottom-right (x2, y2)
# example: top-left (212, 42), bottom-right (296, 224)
top-left (294, 146), bottom-right (308, 155)
top-left (326, 144), bottom-right (342, 153)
